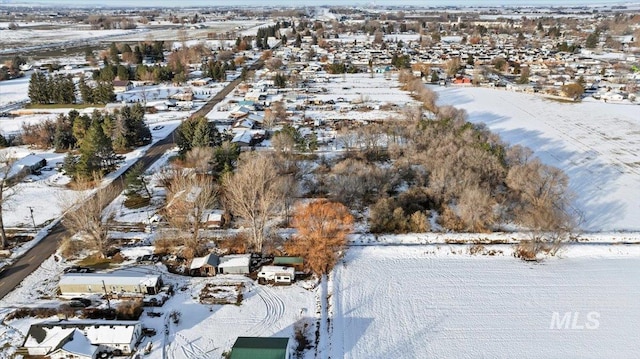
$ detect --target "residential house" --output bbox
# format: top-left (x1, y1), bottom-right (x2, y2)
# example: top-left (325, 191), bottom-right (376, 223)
top-left (49, 329), bottom-right (97, 359)
top-left (22, 320), bottom-right (142, 357)
top-left (112, 80), bottom-right (133, 93)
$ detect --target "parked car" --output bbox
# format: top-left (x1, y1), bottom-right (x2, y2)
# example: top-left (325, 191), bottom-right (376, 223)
top-left (64, 266), bottom-right (94, 273)
top-left (142, 327), bottom-right (157, 336)
top-left (69, 297), bottom-right (92, 307)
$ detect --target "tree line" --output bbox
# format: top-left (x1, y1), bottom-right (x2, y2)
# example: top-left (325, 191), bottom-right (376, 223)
top-left (28, 72), bottom-right (115, 105)
top-left (20, 105), bottom-right (150, 179)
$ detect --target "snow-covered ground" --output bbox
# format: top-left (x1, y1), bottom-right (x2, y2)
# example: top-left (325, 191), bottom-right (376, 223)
top-left (434, 86), bottom-right (640, 232)
top-left (0, 252), bottom-right (316, 359)
top-left (329, 246), bottom-right (640, 359)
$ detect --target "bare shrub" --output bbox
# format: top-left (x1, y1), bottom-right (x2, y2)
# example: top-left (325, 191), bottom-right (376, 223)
top-left (217, 232), bottom-right (249, 254)
top-left (439, 205), bottom-right (465, 232)
top-left (116, 299), bottom-right (143, 320)
top-left (153, 233), bottom-right (179, 255)
top-left (60, 237), bottom-right (84, 259)
top-left (469, 244), bottom-right (485, 255)
top-left (514, 240), bottom-right (540, 261)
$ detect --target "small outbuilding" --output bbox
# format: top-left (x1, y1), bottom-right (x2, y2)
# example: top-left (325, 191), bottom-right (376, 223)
top-left (189, 253), bottom-right (220, 276)
top-left (272, 257), bottom-right (304, 271)
top-left (10, 154), bottom-right (47, 178)
top-left (218, 254), bottom-right (251, 275)
top-left (230, 337), bottom-right (290, 359)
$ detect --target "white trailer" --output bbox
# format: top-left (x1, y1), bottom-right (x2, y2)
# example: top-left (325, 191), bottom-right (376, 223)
top-left (257, 266), bottom-right (295, 285)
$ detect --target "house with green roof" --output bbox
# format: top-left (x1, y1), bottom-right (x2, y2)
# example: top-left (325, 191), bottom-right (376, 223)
top-left (230, 337), bottom-right (290, 359)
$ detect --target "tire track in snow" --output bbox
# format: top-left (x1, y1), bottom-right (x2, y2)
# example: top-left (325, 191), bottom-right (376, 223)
top-left (244, 285), bottom-right (285, 337)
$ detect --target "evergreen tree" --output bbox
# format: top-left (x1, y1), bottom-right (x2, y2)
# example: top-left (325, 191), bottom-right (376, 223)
top-left (53, 114), bottom-right (75, 151)
top-left (109, 42), bottom-right (120, 64)
top-left (76, 119), bottom-right (116, 179)
top-left (131, 104), bottom-right (151, 146)
top-left (72, 114), bottom-right (91, 148)
top-left (274, 72), bottom-right (287, 88)
top-left (192, 117), bottom-right (212, 148)
top-left (28, 71), bottom-right (49, 104)
top-left (125, 162), bottom-right (151, 199)
top-left (78, 75), bottom-right (94, 104)
top-left (93, 82), bottom-right (116, 104)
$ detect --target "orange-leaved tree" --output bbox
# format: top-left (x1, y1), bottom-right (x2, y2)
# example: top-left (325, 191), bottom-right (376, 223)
top-left (286, 200), bottom-right (354, 276)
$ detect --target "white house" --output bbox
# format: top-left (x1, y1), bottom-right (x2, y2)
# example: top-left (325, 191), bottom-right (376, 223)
top-left (22, 320), bottom-right (142, 356)
top-left (49, 329), bottom-right (97, 359)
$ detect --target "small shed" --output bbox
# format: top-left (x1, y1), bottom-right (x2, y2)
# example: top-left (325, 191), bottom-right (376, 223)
top-left (272, 257), bottom-right (304, 271)
top-left (189, 253), bottom-right (220, 276)
top-left (218, 254), bottom-right (251, 275)
top-left (11, 154), bottom-right (46, 178)
top-left (201, 210), bottom-right (224, 229)
top-left (230, 337), bottom-right (290, 359)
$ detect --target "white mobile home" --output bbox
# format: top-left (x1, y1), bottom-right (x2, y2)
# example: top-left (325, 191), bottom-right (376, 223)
top-left (257, 266), bottom-right (295, 285)
top-left (58, 270), bottom-right (162, 297)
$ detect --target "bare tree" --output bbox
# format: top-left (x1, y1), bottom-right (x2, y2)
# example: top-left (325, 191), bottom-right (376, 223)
top-left (162, 169), bottom-right (218, 255)
top-left (184, 147), bottom-right (215, 174)
top-left (60, 180), bottom-right (119, 258)
top-left (222, 152), bottom-right (283, 252)
top-left (265, 57), bottom-right (283, 72)
top-left (336, 127), bottom-right (358, 153)
top-left (285, 200), bottom-right (353, 276)
top-left (0, 152), bottom-right (19, 249)
top-left (445, 58), bottom-right (461, 77)
top-left (456, 185), bottom-right (497, 232)
top-left (506, 159), bottom-right (575, 256)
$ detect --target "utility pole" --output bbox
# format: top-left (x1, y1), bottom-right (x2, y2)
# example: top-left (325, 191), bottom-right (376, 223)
top-left (27, 207), bottom-right (36, 233)
top-left (102, 280), bottom-right (111, 309)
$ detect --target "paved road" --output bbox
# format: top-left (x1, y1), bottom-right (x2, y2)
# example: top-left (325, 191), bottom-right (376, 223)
top-left (0, 62), bottom-right (263, 299)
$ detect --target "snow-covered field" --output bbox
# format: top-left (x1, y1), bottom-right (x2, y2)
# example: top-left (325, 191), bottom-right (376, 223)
top-left (330, 246), bottom-right (640, 359)
top-left (434, 86), bottom-right (640, 232)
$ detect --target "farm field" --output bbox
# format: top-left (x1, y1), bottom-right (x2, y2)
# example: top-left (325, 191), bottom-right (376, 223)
top-left (329, 246), bottom-right (640, 359)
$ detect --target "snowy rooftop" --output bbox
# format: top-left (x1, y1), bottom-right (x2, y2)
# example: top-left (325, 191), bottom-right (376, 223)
top-left (59, 270), bottom-right (160, 288)
top-left (218, 254), bottom-right (251, 268)
top-left (53, 329), bottom-right (96, 358)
